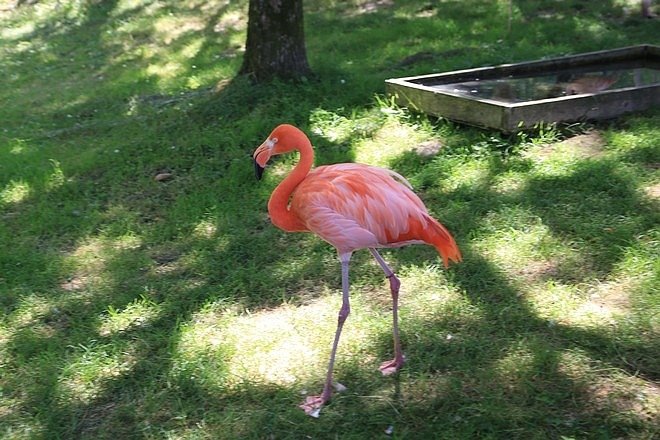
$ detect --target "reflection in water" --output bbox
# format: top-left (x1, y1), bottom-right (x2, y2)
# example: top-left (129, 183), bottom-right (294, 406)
top-left (431, 67), bottom-right (659, 103)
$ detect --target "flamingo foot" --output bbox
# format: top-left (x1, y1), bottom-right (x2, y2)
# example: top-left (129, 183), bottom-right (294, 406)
top-left (378, 355), bottom-right (405, 376)
top-left (299, 395), bottom-right (327, 418)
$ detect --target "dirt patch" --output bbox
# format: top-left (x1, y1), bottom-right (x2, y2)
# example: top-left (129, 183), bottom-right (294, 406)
top-left (61, 276), bottom-right (87, 291)
top-left (585, 378), bottom-right (660, 424)
top-left (559, 131), bottom-right (606, 156)
top-left (512, 260), bottom-right (560, 282)
top-left (527, 131), bottom-right (607, 161)
top-left (643, 182), bottom-right (660, 200)
top-left (414, 139), bottom-right (443, 157)
top-left (588, 283), bottom-right (632, 314)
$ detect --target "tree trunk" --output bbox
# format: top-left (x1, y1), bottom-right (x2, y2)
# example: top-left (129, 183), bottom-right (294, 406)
top-left (239, 0), bottom-right (312, 81)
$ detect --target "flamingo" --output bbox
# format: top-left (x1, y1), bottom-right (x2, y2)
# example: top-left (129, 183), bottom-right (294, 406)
top-left (252, 124), bottom-right (461, 416)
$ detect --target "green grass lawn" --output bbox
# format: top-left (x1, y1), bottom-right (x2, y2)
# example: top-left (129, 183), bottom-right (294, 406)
top-left (1, 0), bottom-right (658, 438)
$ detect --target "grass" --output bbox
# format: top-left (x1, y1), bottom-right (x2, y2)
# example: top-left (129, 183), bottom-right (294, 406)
top-left (1, 0), bottom-right (659, 438)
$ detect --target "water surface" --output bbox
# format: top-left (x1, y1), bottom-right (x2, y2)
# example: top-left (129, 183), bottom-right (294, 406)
top-left (431, 67), bottom-right (659, 103)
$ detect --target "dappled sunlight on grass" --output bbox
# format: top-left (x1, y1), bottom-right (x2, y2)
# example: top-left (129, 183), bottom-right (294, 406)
top-left (0, 179), bottom-right (31, 205)
top-left (192, 218), bottom-right (218, 239)
top-left (145, 60), bottom-right (186, 83)
top-left (45, 160), bottom-right (66, 191)
top-left (3, 293), bottom-right (53, 330)
top-left (0, 20), bottom-right (35, 40)
top-left (6, 138), bottom-right (30, 155)
top-left (354, 118), bottom-right (431, 167)
top-left (69, 238), bottom-right (110, 277)
top-left (443, 159), bottom-right (492, 191)
top-left (169, 263), bottom-right (478, 399)
top-left (101, 0), bottom-right (246, 91)
top-left (522, 133), bottom-right (607, 175)
top-left (58, 341), bottom-right (139, 405)
top-left (493, 340), bottom-right (538, 386)
top-left (528, 282), bottom-right (590, 323)
top-left (0, 1), bottom-right (87, 41)
top-left (557, 348), bottom-right (660, 428)
top-left (72, 230), bottom-right (142, 255)
top-left (173, 290), bottom-right (395, 390)
top-left (523, 260), bottom-right (641, 328)
top-left (62, 229), bottom-right (145, 298)
top-left (309, 107), bottom-right (385, 146)
top-left (490, 171), bottom-right (528, 197)
top-left (98, 296), bottom-right (161, 337)
top-left (570, 293), bottom-right (629, 326)
top-left (1, 0), bottom-right (658, 438)
top-left (395, 264), bottom-right (476, 320)
top-left (152, 15), bottom-right (206, 45)
top-left (471, 205), bottom-right (586, 282)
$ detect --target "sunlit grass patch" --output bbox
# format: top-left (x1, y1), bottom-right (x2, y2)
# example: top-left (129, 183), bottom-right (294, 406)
top-left (522, 281), bottom-right (585, 324)
top-left (98, 296), bottom-right (161, 336)
top-left (309, 106), bottom-right (385, 146)
top-left (59, 230), bottom-right (147, 303)
top-left (153, 15), bottom-right (206, 45)
top-left (0, 324), bottom-right (7, 346)
top-left (604, 114), bottom-right (660, 166)
top-left (45, 159), bottom-right (66, 191)
top-left (6, 138), bottom-right (31, 155)
top-left (490, 338), bottom-right (560, 404)
top-left (71, 231), bottom-right (142, 264)
top-left (530, 276), bottom-right (646, 331)
top-left (354, 118), bottom-right (433, 167)
top-left (58, 341), bottom-right (139, 404)
top-left (104, 0), bottom-right (246, 91)
top-left (0, 410), bottom-right (41, 440)
top-left (524, 131), bottom-right (606, 164)
top-left (395, 263), bottom-right (475, 320)
top-left (0, 0), bottom-right (88, 41)
top-left (192, 218), bottom-right (218, 239)
top-left (442, 159), bottom-right (491, 191)
top-left (171, 273), bottom-right (461, 395)
top-left (582, 376), bottom-right (660, 428)
top-left (525, 234), bottom-right (657, 329)
top-left (0, 179), bottom-right (31, 205)
top-left (3, 293), bottom-right (53, 330)
top-left (558, 348), bottom-right (660, 429)
top-left (490, 170), bottom-right (528, 197)
top-left (569, 289), bottom-right (630, 326)
top-left (471, 205), bottom-right (584, 282)
top-left (1, 0), bottom-right (659, 438)
top-left (173, 290), bottom-right (391, 390)
top-left (69, 237), bottom-right (110, 277)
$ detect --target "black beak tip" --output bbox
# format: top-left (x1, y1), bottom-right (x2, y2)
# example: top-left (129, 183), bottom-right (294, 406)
top-left (253, 158), bottom-right (264, 180)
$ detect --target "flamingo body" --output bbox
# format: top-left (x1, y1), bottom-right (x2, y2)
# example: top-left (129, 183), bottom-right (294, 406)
top-left (291, 163), bottom-right (456, 261)
top-left (252, 124), bottom-right (461, 416)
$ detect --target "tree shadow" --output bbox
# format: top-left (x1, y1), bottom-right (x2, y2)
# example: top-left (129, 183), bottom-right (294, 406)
top-left (347, 129), bottom-right (658, 436)
top-left (1, 1), bottom-right (658, 438)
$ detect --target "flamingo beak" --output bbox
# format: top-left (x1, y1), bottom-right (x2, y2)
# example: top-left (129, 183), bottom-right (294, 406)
top-left (254, 158), bottom-right (265, 180)
top-left (252, 138), bottom-right (276, 180)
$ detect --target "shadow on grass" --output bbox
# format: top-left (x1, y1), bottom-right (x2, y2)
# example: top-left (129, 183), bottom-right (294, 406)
top-left (358, 137), bottom-right (657, 437)
top-left (1, 1), bottom-right (659, 439)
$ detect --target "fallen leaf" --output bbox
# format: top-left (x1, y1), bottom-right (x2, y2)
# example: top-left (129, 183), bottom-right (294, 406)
top-left (155, 173), bottom-right (173, 182)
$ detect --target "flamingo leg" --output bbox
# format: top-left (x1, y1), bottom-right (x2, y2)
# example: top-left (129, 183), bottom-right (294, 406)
top-left (369, 248), bottom-right (405, 376)
top-left (300, 252), bottom-right (352, 416)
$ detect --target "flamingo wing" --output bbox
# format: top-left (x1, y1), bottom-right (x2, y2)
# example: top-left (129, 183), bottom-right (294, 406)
top-left (289, 163), bottom-right (431, 253)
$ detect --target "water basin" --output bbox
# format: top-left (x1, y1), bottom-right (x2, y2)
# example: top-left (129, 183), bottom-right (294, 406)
top-left (386, 45), bottom-right (659, 132)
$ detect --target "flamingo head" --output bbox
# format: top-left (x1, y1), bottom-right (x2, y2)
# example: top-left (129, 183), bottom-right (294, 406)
top-left (252, 124), bottom-right (304, 180)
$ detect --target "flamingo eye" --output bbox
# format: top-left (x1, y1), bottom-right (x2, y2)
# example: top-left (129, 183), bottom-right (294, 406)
top-left (271, 137), bottom-right (278, 144)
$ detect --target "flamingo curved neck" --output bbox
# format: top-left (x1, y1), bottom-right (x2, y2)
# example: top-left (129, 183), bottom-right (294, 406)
top-left (268, 136), bottom-right (314, 232)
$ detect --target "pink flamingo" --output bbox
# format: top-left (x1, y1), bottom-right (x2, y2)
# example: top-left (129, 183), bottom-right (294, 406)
top-left (252, 124), bottom-right (461, 415)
